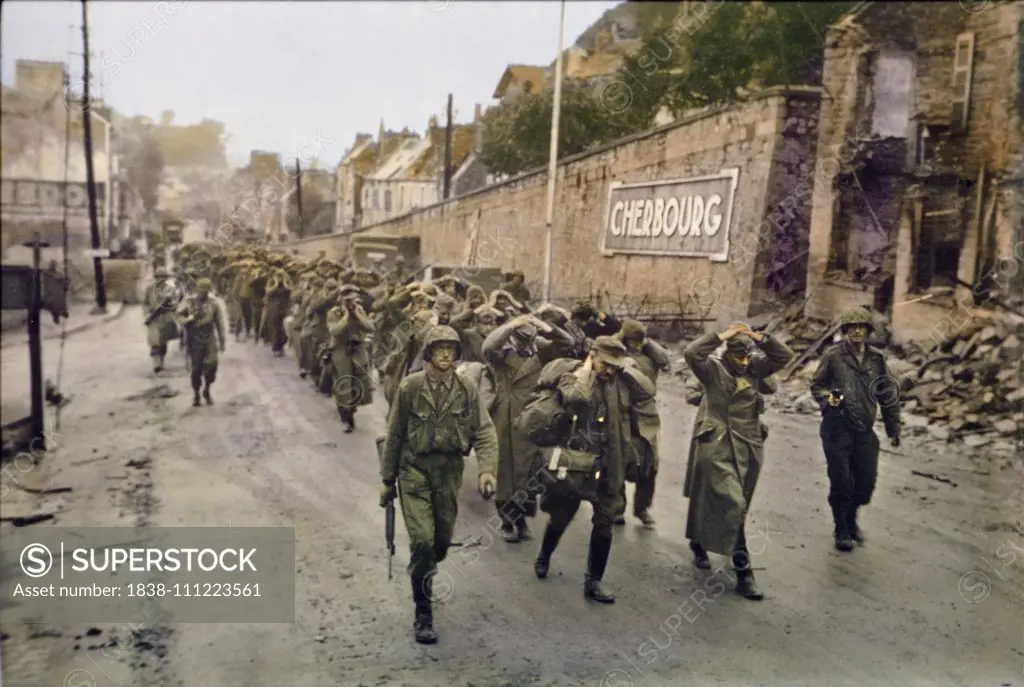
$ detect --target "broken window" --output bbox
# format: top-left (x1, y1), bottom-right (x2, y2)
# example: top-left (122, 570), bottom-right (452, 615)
top-left (913, 203), bottom-right (963, 291)
top-left (871, 51), bottom-right (914, 138)
top-left (951, 32), bottom-right (975, 134)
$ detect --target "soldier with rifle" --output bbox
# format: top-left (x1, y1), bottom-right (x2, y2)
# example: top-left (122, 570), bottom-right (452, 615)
top-left (142, 267), bottom-right (184, 374)
top-left (379, 326), bottom-right (498, 645)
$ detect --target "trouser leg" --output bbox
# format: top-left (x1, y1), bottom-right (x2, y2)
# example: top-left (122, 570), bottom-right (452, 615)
top-left (822, 419), bottom-right (856, 539)
top-left (633, 469), bottom-right (656, 514)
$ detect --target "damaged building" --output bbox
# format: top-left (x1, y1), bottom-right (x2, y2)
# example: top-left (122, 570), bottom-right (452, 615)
top-left (805, 1), bottom-right (1023, 343)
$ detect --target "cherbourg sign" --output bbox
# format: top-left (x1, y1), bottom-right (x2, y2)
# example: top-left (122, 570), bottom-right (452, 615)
top-left (600, 169), bottom-right (739, 261)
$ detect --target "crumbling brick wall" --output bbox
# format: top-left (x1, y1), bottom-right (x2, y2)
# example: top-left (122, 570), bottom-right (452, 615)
top-left (751, 93), bottom-right (820, 315)
top-left (807, 2), bottom-right (1022, 328)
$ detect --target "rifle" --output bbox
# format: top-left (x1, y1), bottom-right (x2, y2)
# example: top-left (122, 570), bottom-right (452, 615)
top-left (375, 436), bottom-right (396, 581)
top-left (145, 279), bottom-right (184, 326)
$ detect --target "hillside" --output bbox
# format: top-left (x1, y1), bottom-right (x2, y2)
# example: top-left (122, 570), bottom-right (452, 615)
top-left (571, 1), bottom-right (640, 51)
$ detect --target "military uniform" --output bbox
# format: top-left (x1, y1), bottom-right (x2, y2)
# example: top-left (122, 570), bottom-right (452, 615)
top-left (481, 316), bottom-right (572, 541)
top-left (175, 278), bottom-right (227, 407)
top-left (142, 268), bottom-right (182, 373)
top-left (380, 326), bottom-right (498, 644)
top-left (810, 308), bottom-right (901, 551)
top-left (682, 324), bottom-right (793, 599)
top-left (499, 271), bottom-right (531, 306)
top-left (326, 285), bottom-right (376, 431)
top-left (615, 320), bottom-right (671, 526)
top-left (262, 271), bottom-right (292, 356)
top-left (533, 337), bottom-right (657, 604)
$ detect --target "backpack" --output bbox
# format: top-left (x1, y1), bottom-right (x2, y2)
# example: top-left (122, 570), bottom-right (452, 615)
top-left (514, 358), bottom-right (580, 447)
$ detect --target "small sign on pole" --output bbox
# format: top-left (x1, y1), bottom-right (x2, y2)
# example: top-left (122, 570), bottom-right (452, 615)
top-left (84, 248), bottom-right (110, 259)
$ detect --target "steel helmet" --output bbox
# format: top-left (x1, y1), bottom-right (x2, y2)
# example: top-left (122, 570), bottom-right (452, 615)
top-left (422, 325), bottom-right (463, 361)
top-left (839, 307), bottom-right (874, 330)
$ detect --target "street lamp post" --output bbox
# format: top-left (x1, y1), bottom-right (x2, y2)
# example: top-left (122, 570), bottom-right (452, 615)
top-left (541, 0), bottom-right (567, 304)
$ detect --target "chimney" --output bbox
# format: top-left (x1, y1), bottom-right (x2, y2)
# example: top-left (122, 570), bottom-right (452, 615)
top-left (474, 104), bottom-right (482, 123)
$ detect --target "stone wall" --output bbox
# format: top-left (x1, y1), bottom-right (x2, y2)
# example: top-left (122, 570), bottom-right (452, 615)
top-left (286, 87), bottom-right (822, 330)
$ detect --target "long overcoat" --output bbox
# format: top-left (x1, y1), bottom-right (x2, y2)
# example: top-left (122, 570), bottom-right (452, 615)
top-left (682, 332), bottom-right (793, 555)
top-left (482, 340), bottom-right (561, 504)
top-left (327, 306), bottom-right (375, 409)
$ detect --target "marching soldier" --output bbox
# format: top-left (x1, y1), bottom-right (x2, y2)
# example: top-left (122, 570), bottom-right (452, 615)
top-left (499, 270), bottom-right (531, 306)
top-left (142, 267), bottom-right (182, 374)
top-left (250, 265), bottom-right (268, 342)
top-left (614, 319), bottom-right (671, 527)
top-left (379, 326), bottom-right (498, 644)
top-left (571, 301), bottom-right (622, 339)
top-left (235, 263), bottom-right (256, 341)
top-left (535, 304), bottom-right (588, 360)
top-left (176, 278), bottom-right (227, 407)
top-left (301, 279), bottom-right (337, 386)
top-left (533, 337), bottom-right (656, 603)
top-left (682, 322), bottom-right (793, 600)
top-left (262, 269), bottom-right (292, 357)
top-left (483, 313), bottom-right (576, 542)
top-left (810, 307), bottom-right (901, 552)
top-left (326, 285), bottom-right (375, 432)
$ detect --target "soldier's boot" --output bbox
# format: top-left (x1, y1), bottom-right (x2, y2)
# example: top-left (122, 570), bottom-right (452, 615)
top-left (635, 509), bottom-right (656, 528)
top-left (613, 514), bottom-right (626, 526)
top-left (203, 385), bottom-right (213, 405)
top-left (151, 355), bottom-right (163, 374)
top-left (583, 531), bottom-right (615, 604)
top-left (850, 506), bottom-right (864, 544)
top-left (495, 502), bottom-right (519, 543)
top-left (411, 577), bottom-right (437, 645)
top-left (515, 517), bottom-right (531, 542)
top-left (534, 525), bottom-right (563, 579)
top-left (832, 505), bottom-right (855, 552)
top-left (732, 549), bottom-right (764, 601)
top-left (338, 407), bottom-right (354, 433)
top-left (689, 540), bottom-right (711, 569)
top-left (192, 389), bottom-right (201, 407)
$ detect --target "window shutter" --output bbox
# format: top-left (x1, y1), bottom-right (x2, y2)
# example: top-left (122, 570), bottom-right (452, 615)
top-left (951, 32), bottom-right (975, 134)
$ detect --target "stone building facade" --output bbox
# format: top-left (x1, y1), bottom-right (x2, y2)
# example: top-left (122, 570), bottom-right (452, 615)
top-left (1, 60), bottom-right (115, 267)
top-left (805, 2), bottom-right (1023, 343)
top-left (288, 87), bottom-right (822, 330)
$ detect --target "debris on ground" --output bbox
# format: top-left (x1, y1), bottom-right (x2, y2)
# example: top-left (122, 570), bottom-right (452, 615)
top-left (125, 385), bottom-right (179, 401)
top-left (668, 302), bottom-right (1021, 450)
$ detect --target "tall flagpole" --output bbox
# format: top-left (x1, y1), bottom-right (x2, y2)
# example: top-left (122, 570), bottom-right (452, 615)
top-left (541, 0), bottom-right (567, 304)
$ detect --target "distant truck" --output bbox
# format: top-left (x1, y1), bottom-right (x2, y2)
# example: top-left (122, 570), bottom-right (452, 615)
top-left (350, 236), bottom-right (421, 274)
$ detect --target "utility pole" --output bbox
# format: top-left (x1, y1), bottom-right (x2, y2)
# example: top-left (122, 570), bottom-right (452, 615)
top-left (443, 94), bottom-right (453, 200)
top-left (81, 0), bottom-right (107, 312)
top-left (295, 157), bottom-right (305, 238)
top-left (25, 236), bottom-right (51, 452)
top-left (542, 0), bottom-right (567, 304)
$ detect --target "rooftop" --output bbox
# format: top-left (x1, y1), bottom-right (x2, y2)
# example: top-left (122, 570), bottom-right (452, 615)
top-left (492, 64), bottom-right (548, 99)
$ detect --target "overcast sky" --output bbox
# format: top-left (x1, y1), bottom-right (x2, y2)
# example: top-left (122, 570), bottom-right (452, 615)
top-left (2, 0), bottom-right (620, 169)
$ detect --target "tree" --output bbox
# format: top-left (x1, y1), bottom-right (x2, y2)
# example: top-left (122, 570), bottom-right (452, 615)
top-left (124, 132), bottom-right (165, 214)
top-left (626, 1), bottom-right (855, 115)
top-left (479, 82), bottom-right (631, 177)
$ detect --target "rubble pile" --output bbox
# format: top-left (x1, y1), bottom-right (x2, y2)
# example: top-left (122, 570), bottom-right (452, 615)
top-left (897, 316), bottom-right (1023, 447)
top-left (668, 304), bottom-right (1021, 451)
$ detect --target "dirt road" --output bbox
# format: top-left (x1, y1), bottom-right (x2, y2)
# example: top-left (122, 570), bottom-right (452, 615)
top-left (1, 306), bottom-right (1021, 687)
